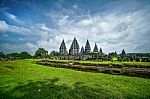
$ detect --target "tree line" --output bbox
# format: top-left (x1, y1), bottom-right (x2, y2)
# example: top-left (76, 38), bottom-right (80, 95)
top-left (0, 51), bottom-right (31, 60)
top-left (0, 48), bottom-right (150, 62)
top-left (0, 48), bottom-right (49, 61)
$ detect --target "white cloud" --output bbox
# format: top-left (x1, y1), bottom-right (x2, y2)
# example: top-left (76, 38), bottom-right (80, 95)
top-left (5, 12), bottom-right (24, 24)
top-left (25, 42), bottom-right (38, 54)
top-left (1, 1), bottom-right (150, 54)
top-left (78, 18), bottom-right (93, 26)
top-left (9, 25), bottom-right (31, 35)
top-left (0, 42), bottom-right (38, 55)
top-left (45, 5), bottom-right (150, 53)
top-left (73, 4), bottom-right (78, 9)
top-left (0, 21), bottom-right (8, 33)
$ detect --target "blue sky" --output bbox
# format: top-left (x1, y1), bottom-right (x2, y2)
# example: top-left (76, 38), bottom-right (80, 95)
top-left (0, 0), bottom-right (150, 55)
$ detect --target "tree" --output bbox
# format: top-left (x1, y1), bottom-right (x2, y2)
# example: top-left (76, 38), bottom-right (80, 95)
top-left (0, 52), bottom-right (5, 58)
top-left (50, 51), bottom-right (60, 56)
top-left (35, 48), bottom-right (48, 58)
top-left (114, 51), bottom-right (117, 56)
top-left (5, 53), bottom-right (18, 60)
top-left (108, 51), bottom-right (118, 57)
top-left (18, 51), bottom-right (31, 59)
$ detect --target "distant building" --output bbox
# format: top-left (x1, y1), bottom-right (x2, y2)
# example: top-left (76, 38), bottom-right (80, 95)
top-left (54, 37), bottom-right (150, 61)
top-left (58, 37), bottom-right (111, 61)
top-left (99, 47), bottom-right (103, 54)
top-left (84, 40), bottom-right (91, 55)
top-left (93, 43), bottom-right (98, 52)
top-left (69, 37), bottom-right (79, 55)
top-left (59, 39), bottom-right (68, 55)
top-left (121, 49), bottom-right (126, 56)
top-left (80, 46), bottom-right (84, 55)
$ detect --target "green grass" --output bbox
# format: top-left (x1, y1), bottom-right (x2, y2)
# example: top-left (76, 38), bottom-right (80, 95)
top-left (0, 59), bottom-right (150, 99)
top-left (48, 59), bottom-right (150, 67)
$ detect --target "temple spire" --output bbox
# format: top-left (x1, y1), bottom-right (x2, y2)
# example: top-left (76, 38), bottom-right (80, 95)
top-left (121, 49), bottom-right (126, 56)
top-left (69, 37), bottom-right (79, 55)
top-left (80, 46), bottom-right (84, 55)
top-left (59, 39), bottom-right (68, 55)
top-left (93, 43), bottom-right (98, 52)
top-left (85, 39), bottom-right (91, 54)
top-left (99, 47), bottom-right (103, 53)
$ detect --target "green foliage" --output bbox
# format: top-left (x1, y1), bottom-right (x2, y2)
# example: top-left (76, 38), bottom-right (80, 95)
top-left (18, 52), bottom-right (31, 59)
top-left (109, 51), bottom-right (118, 58)
top-left (5, 53), bottom-right (19, 60)
top-left (0, 51), bottom-right (31, 60)
top-left (0, 59), bottom-right (150, 98)
top-left (50, 51), bottom-right (60, 56)
top-left (0, 52), bottom-right (5, 58)
top-left (35, 48), bottom-right (48, 58)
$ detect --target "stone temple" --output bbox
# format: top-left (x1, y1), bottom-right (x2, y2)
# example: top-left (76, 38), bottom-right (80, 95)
top-left (59, 39), bottom-right (68, 55)
top-left (84, 40), bottom-right (91, 55)
top-left (56, 37), bottom-right (150, 62)
top-left (69, 37), bottom-right (79, 55)
top-left (58, 37), bottom-right (107, 60)
top-left (93, 43), bottom-right (98, 52)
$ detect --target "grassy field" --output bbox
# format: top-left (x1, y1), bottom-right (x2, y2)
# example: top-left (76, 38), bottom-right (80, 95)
top-left (0, 59), bottom-right (150, 99)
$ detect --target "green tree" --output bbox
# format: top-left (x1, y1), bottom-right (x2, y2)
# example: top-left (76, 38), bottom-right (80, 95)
top-left (0, 52), bottom-right (5, 58)
top-left (35, 48), bottom-right (48, 58)
top-left (18, 51), bottom-right (31, 59)
top-left (50, 51), bottom-right (60, 56)
top-left (5, 53), bottom-right (18, 60)
top-left (109, 51), bottom-right (118, 57)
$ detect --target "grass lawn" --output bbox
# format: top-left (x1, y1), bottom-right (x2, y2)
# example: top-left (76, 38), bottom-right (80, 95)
top-left (0, 59), bottom-right (150, 99)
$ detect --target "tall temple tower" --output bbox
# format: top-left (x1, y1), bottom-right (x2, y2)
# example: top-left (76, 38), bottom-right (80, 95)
top-left (99, 47), bottom-right (103, 55)
top-left (85, 40), bottom-right (91, 54)
top-left (80, 46), bottom-right (84, 55)
top-left (69, 37), bottom-right (79, 55)
top-left (121, 49), bottom-right (126, 56)
top-left (93, 43), bottom-right (98, 52)
top-left (59, 39), bottom-right (68, 55)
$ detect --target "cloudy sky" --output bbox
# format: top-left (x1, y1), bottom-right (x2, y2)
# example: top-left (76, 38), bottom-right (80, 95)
top-left (0, 0), bottom-right (150, 55)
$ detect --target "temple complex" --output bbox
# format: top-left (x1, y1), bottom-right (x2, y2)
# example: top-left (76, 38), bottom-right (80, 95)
top-left (57, 37), bottom-right (108, 60)
top-left (52, 37), bottom-right (150, 62)
top-left (60, 37), bottom-right (100, 56)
